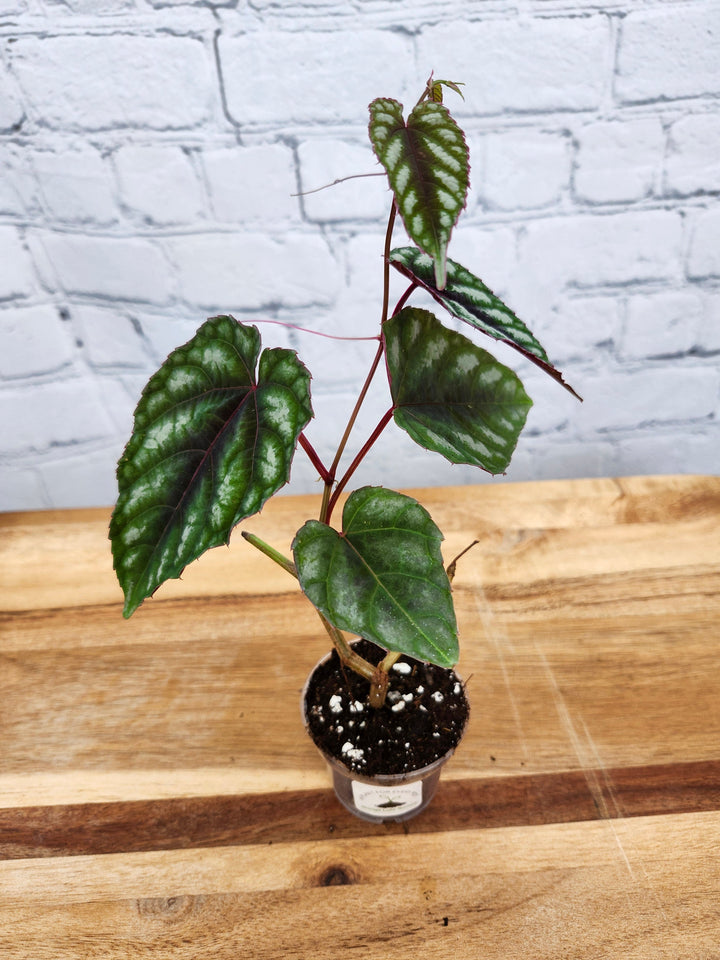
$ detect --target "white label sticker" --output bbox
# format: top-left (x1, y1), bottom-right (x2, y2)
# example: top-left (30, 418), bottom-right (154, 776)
top-left (351, 780), bottom-right (423, 818)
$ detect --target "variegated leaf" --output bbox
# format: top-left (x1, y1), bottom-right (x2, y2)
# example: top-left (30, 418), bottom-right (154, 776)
top-left (368, 97), bottom-right (469, 289)
top-left (390, 245), bottom-right (581, 400)
top-left (110, 316), bottom-right (312, 618)
top-left (384, 307), bottom-right (533, 475)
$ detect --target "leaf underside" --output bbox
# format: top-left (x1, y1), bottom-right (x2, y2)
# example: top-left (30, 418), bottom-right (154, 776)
top-left (368, 98), bottom-right (469, 289)
top-left (384, 307), bottom-right (533, 475)
top-left (292, 486), bottom-right (458, 668)
top-left (110, 315), bottom-right (312, 617)
top-left (390, 246), bottom-right (581, 400)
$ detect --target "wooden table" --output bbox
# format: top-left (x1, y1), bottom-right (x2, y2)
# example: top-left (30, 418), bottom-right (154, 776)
top-left (1, 475), bottom-right (719, 958)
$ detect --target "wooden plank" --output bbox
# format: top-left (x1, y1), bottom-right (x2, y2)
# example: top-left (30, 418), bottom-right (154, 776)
top-left (0, 812), bottom-right (718, 957)
top-left (1, 476), bottom-right (719, 958)
top-left (2, 602), bottom-right (718, 790)
top-left (2, 475), bottom-right (718, 613)
top-left (1, 760), bottom-right (719, 860)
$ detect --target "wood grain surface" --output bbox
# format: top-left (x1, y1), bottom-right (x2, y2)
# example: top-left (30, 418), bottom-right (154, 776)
top-left (1, 475), bottom-right (719, 958)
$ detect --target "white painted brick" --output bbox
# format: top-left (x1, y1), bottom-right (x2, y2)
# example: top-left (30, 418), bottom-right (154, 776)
top-left (513, 438), bottom-right (617, 482)
top-left (45, 0), bottom-right (134, 11)
top-left (616, 6), bottom-right (720, 104)
top-left (0, 380), bottom-right (117, 453)
top-left (336, 231), bottom-right (392, 336)
top-left (665, 114), bottom-right (720, 196)
top-left (621, 292), bottom-right (701, 359)
top-left (32, 147), bottom-right (118, 224)
top-left (10, 35), bottom-right (214, 131)
top-left (203, 145), bottom-right (298, 223)
top-left (72, 305), bottom-right (149, 368)
top-left (132, 314), bottom-right (205, 365)
top-left (39, 445), bottom-right (121, 509)
top-left (535, 296), bottom-right (622, 363)
top-left (578, 366), bottom-right (719, 432)
top-left (615, 427), bottom-right (720, 477)
top-left (1, 2), bottom-right (719, 511)
top-left (0, 227), bottom-right (36, 300)
top-left (687, 209), bottom-right (720, 279)
top-left (0, 304), bottom-right (74, 378)
top-left (0, 145), bottom-right (39, 217)
top-left (167, 232), bottom-right (340, 310)
top-left (417, 16), bottom-right (608, 114)
top-left (218, 30), bottom-right (412, 125)
top-left (0, 466), bottom-right (47, 511)
top-left (298, 140), bottom-right (388, 222)
top-left (481, 130), bottom-right (569, 210)
top-left (0, 0), bottom-right (27, 14)
top-left (700, 293), bottom-right (720, 352)
top-left (114, 145), bottom-right (205, 225)
top-left (519, 211), bottom-right (683, 293)
top-left (0, 61), bottom-right (23, 131)
top-left (522, 365), bottom-right (584, 434)
top-left (40, 233), bottom-right (173, 304)
top-left (444, 226), bottom-right (517, 300)
top-left (574, 119), bottom-right (664, 203)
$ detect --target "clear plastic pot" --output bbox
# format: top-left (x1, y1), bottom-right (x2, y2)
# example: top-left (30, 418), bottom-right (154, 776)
top-left (302, 651), bottom-right (467, 824)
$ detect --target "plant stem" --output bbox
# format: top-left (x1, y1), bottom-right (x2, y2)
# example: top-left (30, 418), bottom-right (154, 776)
top-left (326, 407), bottom-right (394, 521)
top-left (368, 650), bottom-right (401, 709)
top-left (446, 539), bottom-right (480, 583)
top-left (319, 203), bottom-right (399, 526)
top-left (391, 280), bottom-right (419, 317)
top-left (299, 432), bottom-right (332, 484)
top-left (240, 531), bottom-right (297, 578)
top-left (380, 202), bottom-right (398, 325)
top-left (319, 615), bottom-right (376, 682)
top-left (320, 342), bottom-right (385, 524)
top-left (326, 339), bottom-right (384, 486)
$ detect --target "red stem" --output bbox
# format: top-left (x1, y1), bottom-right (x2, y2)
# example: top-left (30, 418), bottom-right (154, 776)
top-left (325, 408), bottom-right (394, 520)
top-left (299, 432), bottom-right (332, 484)
top-left (389, 280), bottom-right (418, 320)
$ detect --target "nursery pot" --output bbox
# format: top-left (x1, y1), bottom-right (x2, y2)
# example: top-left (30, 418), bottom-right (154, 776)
top-left (302, 641), bottom-right (469, 824)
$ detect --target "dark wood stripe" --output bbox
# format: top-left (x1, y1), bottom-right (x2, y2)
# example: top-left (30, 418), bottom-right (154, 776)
top-left (1, 759), bottom-right (718, 860)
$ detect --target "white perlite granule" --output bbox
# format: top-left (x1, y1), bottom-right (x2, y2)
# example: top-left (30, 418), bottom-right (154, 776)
top-left (341, 741), bottom-right (364, 761)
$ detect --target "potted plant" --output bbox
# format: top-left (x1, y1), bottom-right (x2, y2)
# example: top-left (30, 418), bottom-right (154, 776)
top-left (109, 76), bottom-right (579, 822)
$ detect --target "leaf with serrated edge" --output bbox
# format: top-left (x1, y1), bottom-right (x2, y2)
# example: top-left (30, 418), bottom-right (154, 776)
top-left (384, 307), bottom-right (532, 475)
top-left (293, 486), bottom-right (458, 668)
top-left (368, 97), bottom-right (469, 289)
top-left (390, 246), bottom-right (581, 400)
top-left (110, 315), bottom-right (312, 617)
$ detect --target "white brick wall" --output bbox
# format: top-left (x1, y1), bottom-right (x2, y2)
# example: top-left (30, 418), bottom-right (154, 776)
top-left (1, 0), bottom-right (718, 511)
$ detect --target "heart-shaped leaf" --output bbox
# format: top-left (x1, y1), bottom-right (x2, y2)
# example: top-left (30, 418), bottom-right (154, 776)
top-left (292, 486), bottom-right (458, 668)
top-left (390, 246), bottom-right (581, 400)
top-left (384, 307), bottom-right (532, 475)
top-left (110, 315), bottom-right (312, 618)
top-left (368, 98), bottom-right (469, 289)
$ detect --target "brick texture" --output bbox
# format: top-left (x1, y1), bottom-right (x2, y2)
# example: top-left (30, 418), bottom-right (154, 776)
top-left (1, 0), bottom-right (718, 510)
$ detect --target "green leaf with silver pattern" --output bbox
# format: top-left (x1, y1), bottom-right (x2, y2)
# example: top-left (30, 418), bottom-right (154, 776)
top-left (110, 315), bottom-right (312, 618)
top-left (390, 246), bottom-right (581, 399)
top-left (293, 486), bottom-right (458, 668)
top-left (384, 307), bottom-right (533, 475)
top-left (368, 97), bottom-right (469, 289)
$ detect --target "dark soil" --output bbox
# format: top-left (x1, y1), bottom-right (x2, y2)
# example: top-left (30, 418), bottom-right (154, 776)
top-left (304, 640), bottom-right (470, 778)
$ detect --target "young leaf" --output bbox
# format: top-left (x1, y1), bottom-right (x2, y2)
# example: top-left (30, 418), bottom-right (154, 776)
top-left (389, 246), bottom-right (581, 400)
top-left (110, 316), bottom-right (312, 618)
top-left (292, 486), bottom-right (458, 668)
top-left (428, 78), bottom-right (465, 103)
top-left (384, 307), bottom-right (532, 475)
top-left (368, 97), bottom-right (469, 289)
